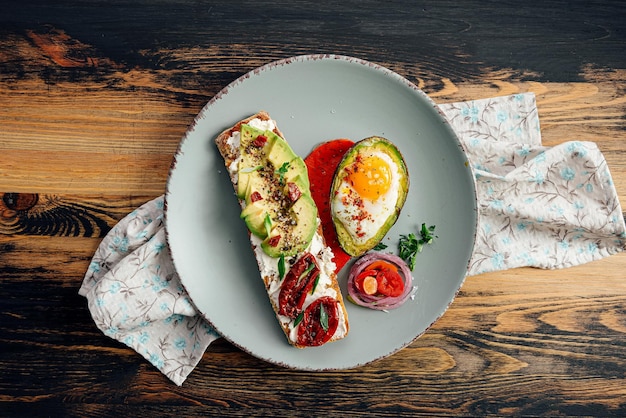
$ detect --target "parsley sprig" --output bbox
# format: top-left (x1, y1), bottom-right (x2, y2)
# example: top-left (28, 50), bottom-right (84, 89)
top-left (373, 242), bottom-right (388, 251)
top-left (276, 161), bottom-right (290, 184)
top-left (398, 223), bottom-right (437, 270)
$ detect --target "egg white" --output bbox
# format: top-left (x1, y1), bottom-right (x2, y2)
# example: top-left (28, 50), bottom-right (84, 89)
top-left (331, 150), bottom-right (403, 245)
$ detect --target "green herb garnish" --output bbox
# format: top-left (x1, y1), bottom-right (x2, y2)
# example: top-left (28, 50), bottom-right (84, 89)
top-left (373, 242), bottom-right (388, 251)
top-left (276, 161), bottom-right (290, 184)
top-left (294, 311), bottom-right (304, 327)
top-left (278, 254), bottom-right (286, 280)
top-left (398, 223), bottom-right (437, 270)
top-left (240, 165), bottom-right (263, 173)
top-left (300, 262), bottom-right (316, 280)
top-left (398, 233), bottom-right (418, 270)
top-left (264, 213), bottom-right (273, 237)
top-left (319, 304), bottom-right (329, 331)
top-left (420, 223), bottom-right (437, 244)
top-left (310, 274), bottom-right (320, 294)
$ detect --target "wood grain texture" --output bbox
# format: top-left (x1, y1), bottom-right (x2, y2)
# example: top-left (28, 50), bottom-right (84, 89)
top-left (0, 193), bottom-right (154, 236)
top-left (1, 0), bottom-right (625, 416)
top-left (2, 233), bottom-right (625, 416)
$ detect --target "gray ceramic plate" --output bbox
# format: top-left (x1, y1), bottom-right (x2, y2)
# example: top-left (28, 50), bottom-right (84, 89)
top-left (165, 55), bottom-right (477, 370)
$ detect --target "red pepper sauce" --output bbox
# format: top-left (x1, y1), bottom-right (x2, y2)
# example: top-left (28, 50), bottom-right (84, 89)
top-left (304, 139), bottom-right (355, 273)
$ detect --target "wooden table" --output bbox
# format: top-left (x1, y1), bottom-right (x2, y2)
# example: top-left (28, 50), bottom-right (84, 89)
top-left (2, 1), bottom-right (625, 416)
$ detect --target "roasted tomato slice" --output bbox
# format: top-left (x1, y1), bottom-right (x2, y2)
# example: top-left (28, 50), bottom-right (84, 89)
top-left (267, 235), bottom-right (281, 247)
top-left (252, 134), bottom-right (268, 147)
top-left (296, 296), bottom-right (339, 347)
top-left (278, 253), bottom-right (319, 318)
top-left (375, 267), bottom-right (404, 297)
top-left (355, 260), bottom-right (404, 297)
top-left (286, 182), bottom-right (302, 202)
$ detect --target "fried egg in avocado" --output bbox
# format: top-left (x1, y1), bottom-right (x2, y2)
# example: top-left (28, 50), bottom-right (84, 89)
top-left (330, 136), bottom-right (409, 257)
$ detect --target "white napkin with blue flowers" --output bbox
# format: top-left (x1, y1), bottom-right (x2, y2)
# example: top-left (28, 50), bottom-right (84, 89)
top-left (439, 93), bottom-right (625, 274)
top-left (79, 92), bottom-right (626, 385)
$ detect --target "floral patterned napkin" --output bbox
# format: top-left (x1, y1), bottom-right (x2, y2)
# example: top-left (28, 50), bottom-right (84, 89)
top-left (78, 198), bottom-right (220, 385)
top-left (438, 93), bottom-right (625, 275)
top-left (79, 93), bottom-right (625, 385)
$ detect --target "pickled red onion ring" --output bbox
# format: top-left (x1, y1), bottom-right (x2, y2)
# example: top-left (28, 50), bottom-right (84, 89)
top-left (347, 252), bottom-right (415, 310)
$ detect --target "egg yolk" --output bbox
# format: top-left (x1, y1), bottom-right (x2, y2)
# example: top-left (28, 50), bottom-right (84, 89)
top-left (346, 155), bottom-right (391, 200)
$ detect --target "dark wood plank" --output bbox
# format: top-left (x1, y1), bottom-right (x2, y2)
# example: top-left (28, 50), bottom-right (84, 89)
top-left (1, 231), bottom-right (625, 415)
top-left (3, 0), bottom-right (625, 82)
top-left (0, 193), bottom-right (156, 237)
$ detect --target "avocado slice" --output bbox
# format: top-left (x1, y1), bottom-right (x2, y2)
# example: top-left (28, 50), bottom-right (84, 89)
top-left (330, 136), bottom-right (409, 257)
top-left (238, 124), bottom-right (267, 198)
top-left (267, 136), bottom-right (298, 171)
top-left (240, 202), bottom-right (269, 238)
top-left (240, 173), bottom-right (278, 239)
top-left (237, 123), bottom-right (317, 258)
top-left (237, 167), bottom-right (257, 198)
top-left (241, 168), bottom-right (270, 205)
top-left (284, 157), bottom-right (310, 189)
top-left (261, 194), bottom-right (318, 257)
top-left (284, 174), bottom-right (308, 199)
top-left (239, 123), bottom-right (266, 147)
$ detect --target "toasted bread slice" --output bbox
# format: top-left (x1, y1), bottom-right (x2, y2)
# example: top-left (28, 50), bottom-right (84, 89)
top-left (215, 111), bottom-right (349, 348)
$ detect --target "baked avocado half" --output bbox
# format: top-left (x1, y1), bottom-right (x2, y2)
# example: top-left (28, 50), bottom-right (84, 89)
top-left (330, 136), bottom-right (409, 257)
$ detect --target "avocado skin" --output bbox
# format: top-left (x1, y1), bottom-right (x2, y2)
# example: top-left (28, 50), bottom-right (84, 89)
top-left (330, 136), bottom-right (409, 257)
